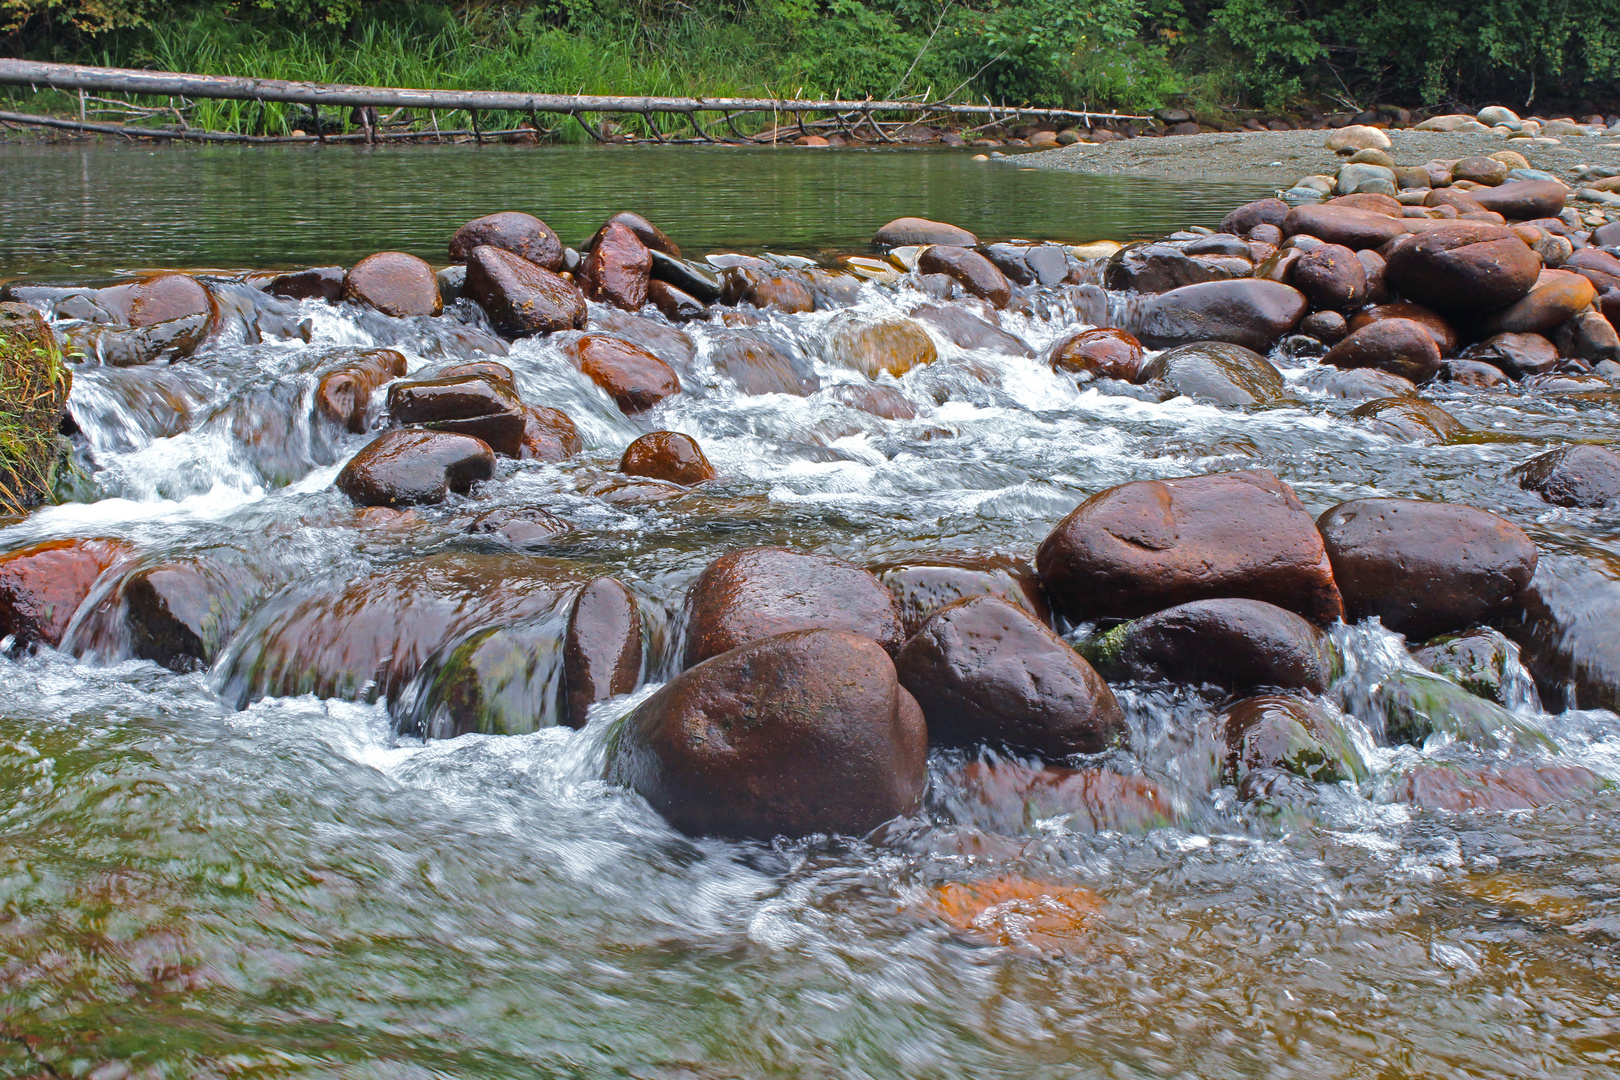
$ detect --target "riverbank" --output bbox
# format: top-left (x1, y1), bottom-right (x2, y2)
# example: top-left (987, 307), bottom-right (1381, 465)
top-left (1023, 129), bottom-right (1620, 185)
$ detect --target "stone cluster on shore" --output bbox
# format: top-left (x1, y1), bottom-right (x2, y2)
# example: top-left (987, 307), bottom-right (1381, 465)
top-left (3, 184), bottom-right (1619, 846)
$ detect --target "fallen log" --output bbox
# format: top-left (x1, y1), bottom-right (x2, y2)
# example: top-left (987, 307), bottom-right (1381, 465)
top-left (0, 58), bottom-right (1147, 128)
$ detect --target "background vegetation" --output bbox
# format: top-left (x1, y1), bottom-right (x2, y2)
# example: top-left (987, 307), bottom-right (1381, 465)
top-left (3, 0), bottom-right (1619, 132)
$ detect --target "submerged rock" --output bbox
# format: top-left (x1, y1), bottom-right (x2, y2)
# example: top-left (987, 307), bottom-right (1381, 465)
top-left (1390, 762), bottom-right (1606, 812)
top-left (563, 577), bottom-right (643, 728)
top-left (948, 760), bottom-right (1175, 834)
top-left (566, 333), bottom-right (682, 414)
top-left (1412, 628), bottom-right (1529, 706)
top-left (821, 315), bottom-right (937, 378)
top-left (894, 595), bottom-right (1125, 760)
top-left (1037, 470), bottom-right (1343, 625)
top-left (1375, 669), bottom-right (1552, 750)
top-left (1220, 695), bottom-right (1366, 785)
top-left (1350, 396), bottom-right (1465, 442)
top-left (607, 629), bottom-right (927, 840)
top-left (1048, 327), bottom-right (1144, 382)
top-left (0, 538), bottom-right (129, 648)
top-left (682, 547), bottom-right (904, 667)
top-left (314, 349), bottom-right (407, 433)
top-left (1139, 340), bottom-right (1288, 405)
top-left (1514, 445), bottom-right (1620, 507)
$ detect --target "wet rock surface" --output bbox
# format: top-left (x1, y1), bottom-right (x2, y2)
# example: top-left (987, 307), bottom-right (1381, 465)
top-left (1318, 498), bottom-right (1538, 639)
top-left (334, 429), bottom-right (497, 507)
top-left (1097, 598), bottom-right (1333, 695)
top-left (1515, 445), bottom-right (1620, 507)
top-left (343, 252), bottom-right (442, 318)
top-left (1037, 470), bottom-right (1343, 625)
top-left (563, 577), bottom-right (643, 728)
top-left (619, 431), bottom-right (715, 485)
top-left (465, 245), bottom-right (587, 336)
top-left (607, 629), bottom-right (927, 839)
top-left (895, 595), bottom-right (1125, 760)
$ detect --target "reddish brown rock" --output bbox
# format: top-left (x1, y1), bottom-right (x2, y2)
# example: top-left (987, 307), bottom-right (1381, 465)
top-left (448, 212), bottom-right (564, 270)
top-left (1392, 763), bottom-right (1604, 811)
top-left (895, 595), bottom-right (1125, 759)
top-left (720, 268), bottom-right (816, 313)
top-left (385, 373), bottom-right (526, 457)
top-left (0, 538), bottom-right (129, 648)
top-left (1480, 271), bottom-right (1598, 335)
top-left (1134, 280), bottom-right (1308, 351)
top-left (682, 547), bottom-right (905, 667)
top-left (1049, 327), bottom-right (1145, 382)
top-left (1294, 243), bottom-right (1369, 311)
top-left (1102, 597), bottom-right (1333, 694)
top-left (1220, 198), bottom-right (1290, 238)
top-left (580, 221), bottom-right (652, 311)
top-left (1384, 223), bottom-right (1541, 314)
top-left (827, 383), bottom-right (917, 420)
top-left (607, 629), bottom-right (928, 839)
top-left (342, 252), bottom-right (442, 318)
top-left (101, 273), bottom-right (215, 328)
top-left (1283, 205), bottom-right (1409, 250)
top-left (873, 217), bottom-right (978, 247)
top-left (334, 429), bottom-right (496, 508)
top-left (619, 431), bottom-right (715, 485)
top-left (1442, 357), bottom-right (1513, 387)
top-left (646, 279), bottom-right (707, 322)
top-left (1514, 445), bottom-right (1620, 508)
top-left (1317, 498), bottom-right (1537, 638)
top-left (822, 316), bottom-right (937, 378)
top-left (1139, 341), bottom-right (1288, 404)
top-left (1036, 470), bottom-right (1343, 625)
top-left (1566, 247), bottom-right (1620, 293)
top-left (1461, 331), bottom-right (1560, 377)
top-left (916, 246), bottom-right (1012, 308)
top-left (563, 577), bottom-right (643, 728)
top-left (465, 245), bottom-right (586, 337)
top-left (567, 333), bottom-right (682, 414)
top-left (314, 348), bottom-right (407, 433)
top-left (871, 555), bottom-right (1048, 636)
top-left (1221, 695), bottom-right (1365, 785)
top-left (596, 212), bottom-right (680, 257)
top-left (1323, 318), bottom-right (1443, 382)
top-left (267, 266), bottom-right (344, 304)
top-left (1347, 302), bottom-right (1458, 354)
top-left (1350, 396), bottom-right (1465, 442)
top-left (430, 359), bottom-right (518, 393)
top-left (1467, 180), bottom-right (1569, 221)
top-left (519, 405), bottom-right (582, 462)
top-left (951, 761), bottom-right (1175, 834)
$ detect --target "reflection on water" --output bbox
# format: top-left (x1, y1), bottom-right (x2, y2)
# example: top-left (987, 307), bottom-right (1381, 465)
top-left (0, 142), bottom-right (1273, 276)
top-left (2, 153), bottom-right (1620, 1077)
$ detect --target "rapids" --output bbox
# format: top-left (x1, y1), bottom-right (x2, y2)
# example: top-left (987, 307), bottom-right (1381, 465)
top-left (3, 146), bottom-right (1620, 1078)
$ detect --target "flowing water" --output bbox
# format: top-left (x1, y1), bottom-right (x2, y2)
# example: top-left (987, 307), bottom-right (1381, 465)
top-left (4, 143), bottom-right (1620, 1079)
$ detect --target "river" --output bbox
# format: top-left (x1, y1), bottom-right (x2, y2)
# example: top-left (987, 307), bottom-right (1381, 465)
top-left (2, 141), bottom-right (1619, 1078)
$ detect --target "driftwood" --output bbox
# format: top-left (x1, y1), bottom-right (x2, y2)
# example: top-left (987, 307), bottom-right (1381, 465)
top-left (0, 59), bottom-right (1146, 145)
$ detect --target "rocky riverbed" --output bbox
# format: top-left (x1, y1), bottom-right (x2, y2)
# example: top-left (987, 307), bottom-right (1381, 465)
top-left (4, 171), bottom-right (1620, 1072)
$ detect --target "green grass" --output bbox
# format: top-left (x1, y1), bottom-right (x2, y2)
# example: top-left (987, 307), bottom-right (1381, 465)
top-left (0, 311), bottom-right (70, 516)
top-left (6, 6), bottom-right (934, 140)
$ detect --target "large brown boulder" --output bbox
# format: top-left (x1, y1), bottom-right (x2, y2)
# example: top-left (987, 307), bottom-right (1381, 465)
top-left (1467, 180), bottom-right (1568, 221)
top-left (1048, 327), bottom-right (1144, 382)
top-left (619, 431), bottom-right (714, 485)
top-left (1347, 302), bottom-right (1458, 354)
top-left (1293, 243), bottom-right (1368, 312)
top-left (1514, 445), bottom-right (1620, 508)
top-left (580, 221), bottom-right (652, 311)
top-left (268, 266), bottom-right (344, 304)
top-left (1220, 198), bottom-right (1290, 237)
top-left (1138, 341), bottom-right (1288, 405)
top-left (1098, 597), bottom-right (1333, 694)
top-left (606, 629), bottom-right (928, 839)
top-left (334, 429), bottom-right (496, 508)
top-left (895, 595), bottom-right (1123, 759)
top-left (1460, 331), bottom-right (1559, 377)
top-left (0, 538), bottom-right (129, 648)
top-left (566, 333), bottom-right (682, 414)
top-left (343, 252), bottom-right (442, 318)
top-left (448, 212), bottom-right (563, 270)
top-left (871, 554), bottom-right (1048, 636)
top-left (1283, 205), bottom-right (1409, 250)
top-left (916, 246), bottom-right (1012, 308)
top-left (1133, 280), bottom-right (1308, 351)
top-left (1036, 470), bottom-right (1343, 625)
top-left (386, 373), bottom-right (526, 457)
top-left (465, 245), bottom-right (586, 337)
top-left (596, 211), bottom-right (680, 257)
top-left (682, 547), bottom-right (904, 667)
top-left (873, 217), bottom-right (978, 247)
top-left (107, 553), bottom-right (276, 673)
top-left (563, 577), bottom-right (643, 728)
top-left (1316, 498), bottom-right (1537, 638)
top-left (1383, 223), bottom-right (1541, 315)
top-left (519, 405), bottom-right (582, 462)
top-left (1103, 242), bottom-right (1251, 294)
top-left (1322, 318), bottom-right (1443, 383)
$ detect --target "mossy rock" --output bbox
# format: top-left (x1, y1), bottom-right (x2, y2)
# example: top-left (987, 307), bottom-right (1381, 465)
top-left (0, 302), bottom-right (71, 516)
top-left (1376, 670), bottom-right (1554, 752)
top-left (1411, 628), bottom-right (1518, 706)
top-left (420, 621), bottom-right (566, 738)
top-left (1221, 694), bottom-right (1368, 786)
